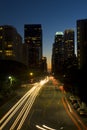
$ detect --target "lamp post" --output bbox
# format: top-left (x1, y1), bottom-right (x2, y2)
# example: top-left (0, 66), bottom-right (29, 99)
top-left (30, 72), bottom-right (33, 76)
top-left (8, 76), bottom-right (12, 86)
top-left (29, 72), bottom-right (34, 83)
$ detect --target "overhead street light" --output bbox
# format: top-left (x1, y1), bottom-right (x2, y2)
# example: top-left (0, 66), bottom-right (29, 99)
top-left (8, 76), bottom-right (12, 85)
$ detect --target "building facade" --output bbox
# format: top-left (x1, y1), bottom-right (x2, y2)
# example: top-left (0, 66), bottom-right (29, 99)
top-left (52, 32), bottom-right (64, 74)
top-left (77, 19), bottom-right (87, 69)
top-left (24, 24), bottom-right (43, 69)
top-left (64, 29), bottom-right (75, 61)
top-left (0, 25), bottom-right (22, 63)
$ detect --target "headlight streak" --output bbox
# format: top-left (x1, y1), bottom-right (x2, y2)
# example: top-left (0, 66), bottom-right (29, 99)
top-left (0, 85), bottom-right (37, 129)
top-left (10, 93), bottom-right (34, 130)
top-left (0, 86), bottom-right (36, 124)
top-left (0, 79), bottom-right (47, 130)
top-left (17, 86), bottom-right (41, 130)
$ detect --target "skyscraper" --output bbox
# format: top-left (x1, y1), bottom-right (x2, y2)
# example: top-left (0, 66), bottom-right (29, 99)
top-left (24, 24), bottom-right (42, 68)
top-left (52, 30), bottom-right (75, 75)
top-left (52, 32), bottom-right (64, 74)
top-left (77, 19), bottom-right (87, 69)
top-left (64, 29), bottom-right (75, 61)
top-left (0, 25), bottom-right (22, 62)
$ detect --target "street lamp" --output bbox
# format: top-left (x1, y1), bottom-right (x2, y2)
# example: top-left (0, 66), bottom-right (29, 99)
top-left (8, 76), bottom-right (12, 86)
top-left (29, 72), bottom-right (34, 83)
top-left (30, 72), bottom-right (33, 76)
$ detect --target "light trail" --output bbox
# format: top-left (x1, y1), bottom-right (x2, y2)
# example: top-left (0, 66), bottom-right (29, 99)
top-left (10, 86), bottom-right (40, 130)
top-left (10, 94), bottom-right (33, 130)
top-left (62, 97), bottom-right (84, 130)
top-left (0, 86), bottom-right (37, 129)
top-left (17, 85), bottom-right (42, 130)
top-left (65, 97), bottom-right (87, 130)
top-left (0, 79), bottom-right (48, 130)
top-left (0, 85), bottom-right (36, 124)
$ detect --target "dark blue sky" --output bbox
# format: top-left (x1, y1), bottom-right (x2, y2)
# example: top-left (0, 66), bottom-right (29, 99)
top-left (0, 0), bottom-right (87, 69)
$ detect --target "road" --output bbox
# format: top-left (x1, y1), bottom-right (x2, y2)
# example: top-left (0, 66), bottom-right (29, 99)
top-left (0, 76), bottom-right (87, 130)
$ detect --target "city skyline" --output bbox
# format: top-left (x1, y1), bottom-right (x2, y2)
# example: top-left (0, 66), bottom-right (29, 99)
top-left (0, 0), bottom-right (87, 69)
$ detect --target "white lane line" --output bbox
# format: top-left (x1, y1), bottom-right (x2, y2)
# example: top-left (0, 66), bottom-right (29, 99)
top-left (42, 125), bottom-right (56, 130)
top-left (36, 125), bottom-right (47, 130)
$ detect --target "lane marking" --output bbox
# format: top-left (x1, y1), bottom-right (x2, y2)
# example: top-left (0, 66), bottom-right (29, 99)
top-left (42, 124), bottom-right (56, 130)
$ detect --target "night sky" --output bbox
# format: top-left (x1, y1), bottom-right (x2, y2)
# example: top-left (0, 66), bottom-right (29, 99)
top-left (0, 0), bottom-right (87, 69)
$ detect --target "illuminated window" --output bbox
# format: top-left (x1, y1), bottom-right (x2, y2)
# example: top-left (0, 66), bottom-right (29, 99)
top-left (0, 36), bottom-right (3, 39)
top-left (0, 27), bottom-right (3, 30)
top-left (5, 50), bottom-right (14, 56)
top-left (7, 44), bottom-right (13, 47)
top-left (32, 37), bottom-right (37, 40)
top-left (0, 50), bottom-right (2, 53)
top-left (27, 40), bottom-right (30, 43)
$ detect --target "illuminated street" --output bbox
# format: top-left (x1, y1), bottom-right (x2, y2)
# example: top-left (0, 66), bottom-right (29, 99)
top-left (0, 77), bottom-right (87, 130)
top-left (0, 79), bottom-right (48, 130)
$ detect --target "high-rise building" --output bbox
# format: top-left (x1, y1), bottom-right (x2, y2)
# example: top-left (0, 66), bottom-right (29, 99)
top-left (0, 25), bottom-right (22, 62)
top-left (40, 57), bottom-right (47, 72)
top-left (77, 19), bottom-right (87, 69)
top-left (52, 32), bottom-right (64, 74)
top-left (24, 24), bottom-right (43, 68)
top-left (64, 29), bottom-right (75, 61)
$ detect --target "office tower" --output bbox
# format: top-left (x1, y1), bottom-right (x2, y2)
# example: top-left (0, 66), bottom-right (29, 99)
top-left (24, 24), bottom-right (42, 68)
top-left (40, 57), bottom-right (47, 72)
top-left (0, 25), bottom-right (22, 62)
top-left (64, 29), bottom-right (75, 61)
top-left (52, 32), bottom-right (64, 74)
top-left (77, 19), bottom-right (87, 69)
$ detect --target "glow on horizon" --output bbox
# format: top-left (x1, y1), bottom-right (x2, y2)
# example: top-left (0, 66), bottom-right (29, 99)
top-left (0, 0), bottom-right (87, 71)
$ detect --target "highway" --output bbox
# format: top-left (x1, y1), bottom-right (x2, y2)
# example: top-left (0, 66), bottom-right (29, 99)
top-left (0, 76), bottom-right (87, 130)
top-left (0, 79), bottom-right (48, 130)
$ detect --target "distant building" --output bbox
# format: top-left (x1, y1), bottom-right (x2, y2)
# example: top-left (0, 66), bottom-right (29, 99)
top-left (77, 19), bottom-right (87, 69)
top-left (64, 29), bottom-right (75, 60)
top-left (0, 25), bottom-right (22, 63)
top-left (52, 32), bottom-right (64, 74)
top-left (39, 57), bottom-right (47, 72)
top-left (63, 29), bottom-right (76, 70)
top-left (24, 24), bottom-right (43, 69)
top-left (21, 43), bottom-right (29, 66)
top-left (52, 29), bottom-right (76, 75)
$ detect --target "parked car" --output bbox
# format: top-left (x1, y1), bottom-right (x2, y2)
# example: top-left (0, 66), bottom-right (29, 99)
top-left (69, 95), bottom-right (75, 101)
top-left (77, 108), bottom-right (87, 117)
top-left (69, 95), bottom-right (80, 105)
top-left (73, 102), bottom-right (80, 109)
